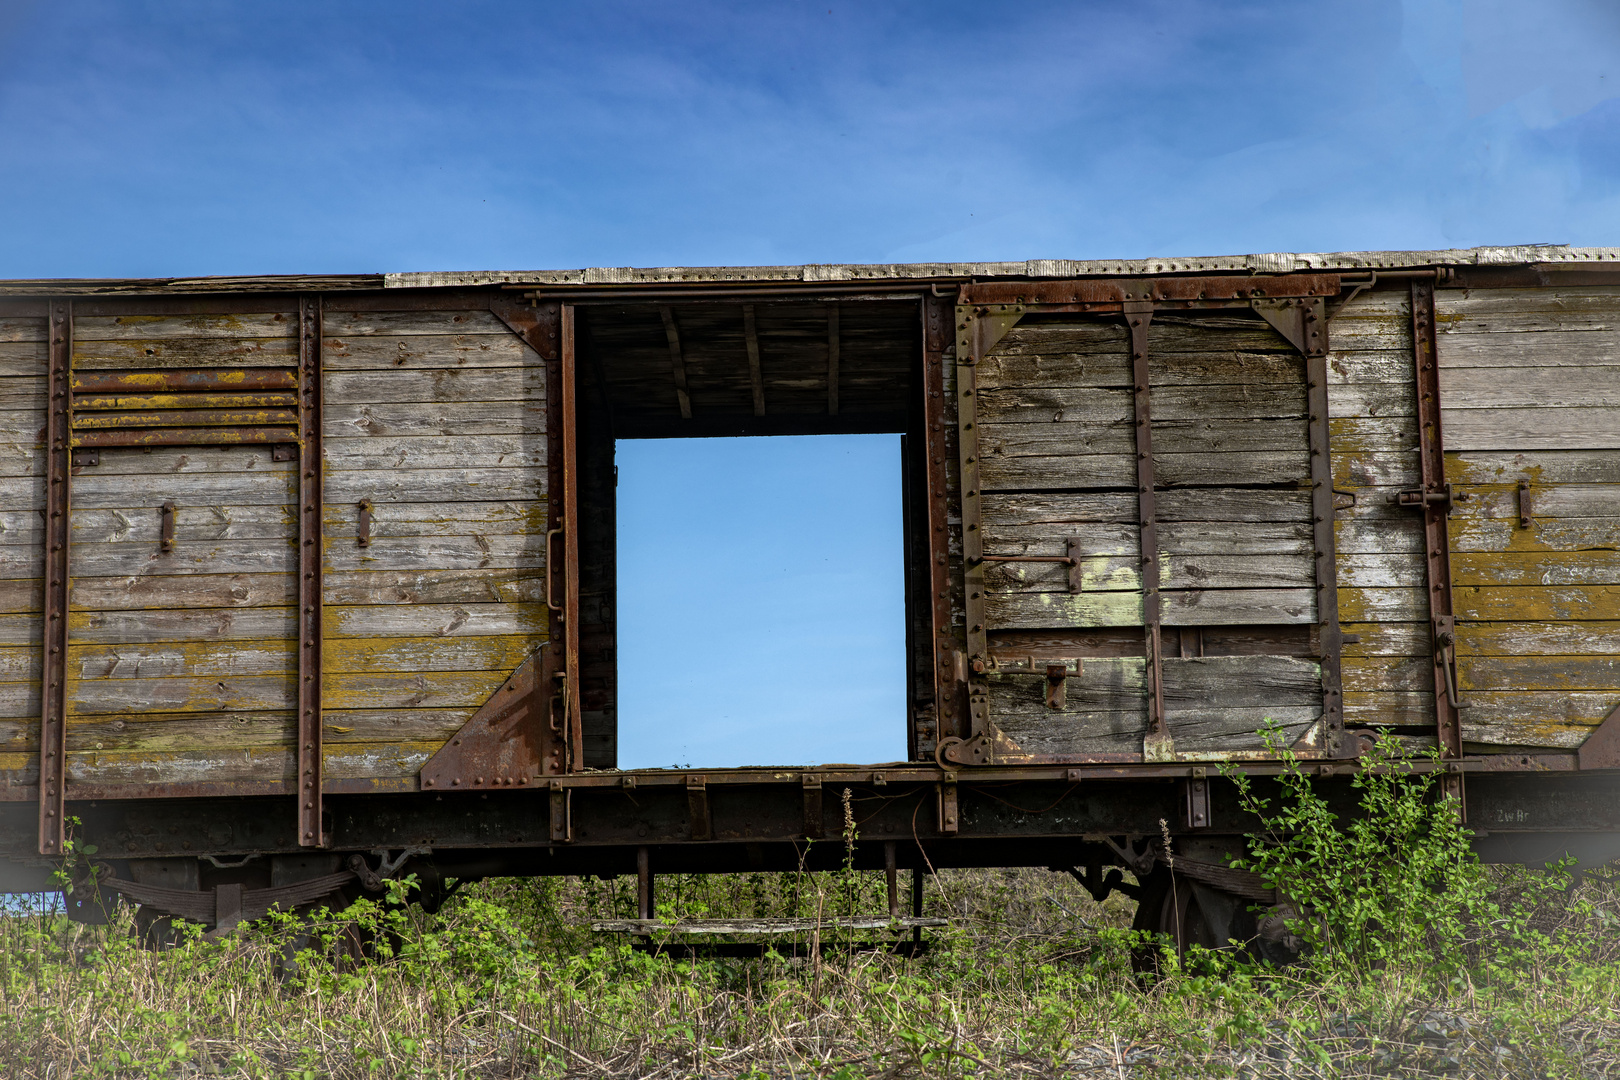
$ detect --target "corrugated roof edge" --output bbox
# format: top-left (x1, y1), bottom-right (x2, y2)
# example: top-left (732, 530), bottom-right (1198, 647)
top-left (5, 245), bottom-right (1620, 295)
top-left (385, 244), bottom-right (1620, 289)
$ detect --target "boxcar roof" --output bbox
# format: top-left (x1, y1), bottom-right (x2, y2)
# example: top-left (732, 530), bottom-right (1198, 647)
top-left (5, 243), bottom-right (1620, 295)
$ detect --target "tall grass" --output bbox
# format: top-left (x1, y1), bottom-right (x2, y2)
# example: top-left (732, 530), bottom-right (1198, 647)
top-left (3, 753), bottom-right (1619, 1078)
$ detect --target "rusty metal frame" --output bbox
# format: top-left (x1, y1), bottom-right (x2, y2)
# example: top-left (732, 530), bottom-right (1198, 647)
top-left (296, 296), bottom-right (325, 847)
top-left (1298, 297), bottom-right (1350, 758)
top-left (37, 300), bottom-right (72, 855)
top-left (560, 305), bottom-right (584, 769)
top-left (919, 296), bottom-right (957, 754)
top-left (1410, 280), bottom-right (1463, 759)
top-left (1125, 300), bottom-right (1171, 760)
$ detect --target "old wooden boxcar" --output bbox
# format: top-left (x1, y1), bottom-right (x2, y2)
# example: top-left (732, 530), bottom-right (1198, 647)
top-left (2, 245), bottom-right (1618, 945)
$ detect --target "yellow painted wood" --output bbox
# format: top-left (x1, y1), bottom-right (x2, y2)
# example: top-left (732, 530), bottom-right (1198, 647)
top-left (1453, 585), bottom-right (1620, 622)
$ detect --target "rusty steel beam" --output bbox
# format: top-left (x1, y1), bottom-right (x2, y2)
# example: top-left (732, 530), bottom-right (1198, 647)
top-left (1410, 280), bottom-right (1462, 760)
top-left (1126, 302), bottom-right (1170, 760)
top-left (37, 300), bottom-right (71, 856)
top-left (72, 407), bottom-right (299, 429)
top-left (73, 392), bottom-right (298, 411)
top-left (920, 295), bottom-right (957, 753)
top-left (71, 427), bottom-right (298, 448)
top-left (71, 369), bottom-right (299, 393)
top-left (297, 296), bottom-right (326, 846)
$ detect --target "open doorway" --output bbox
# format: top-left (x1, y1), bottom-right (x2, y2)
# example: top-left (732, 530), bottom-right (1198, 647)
top-left (568, 298), bottom-right (926, 771)
top-left (615, 434), bottom-right (906, 768)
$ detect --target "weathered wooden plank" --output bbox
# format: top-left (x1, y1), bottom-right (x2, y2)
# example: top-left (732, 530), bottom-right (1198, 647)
top-left (326, 467), bottom-right (543, 503)
top-left (1343, 689), bottom-right (1434, 727)
top-left (1450, 517), bottom-right (1619, 555)
top-left (0, 318), bottom-right (47, 344)
top-left (1332, 450), bottom-right (1422, 490)
top-left (1440, 364), bottom-right (1620, 408)
top-left (1444, 407), bottom-right (1620, 451)
top-left (1162, 654), bottom-right (1320, 705)
top-left (984, 451), bottom-right (1308, 491)
top-left (1326, 381), bottom-right (1415, 419)
top-left (1438, 286), bottom-right (1620, 320)
top-left (325, 400), bottom-right (545, 438)
top-left (54, 743), bottom-right (434, 786)
top-left (323, 309), bottom-right (512, 337)
top-left (1340, 621), bottom-right (1429, 657)
top-left (984, 490), bottom-right (1314, 526)
top-left (983, 417), bottom-right (1307, 459)
top-left (1163, 707), bottom-right (1321, 751)
top-left (68, 469), bottom-right (295, 510)
top-left (37, 602), bottom-right (541, 644)
top-left (0, 646), bottom-right (36, 680)
top-left (59, 709), bottom-right (470, 752)
top-left (1337, 552), bottom-right (1427, 588)
top-left (1341, 655), bottom-right (1431, 693)
top-left (0, 567), bottom-right (547, 614)
top-left (1451, 585), bottom-right (1620, 621)
top-left (1449, 450), bottom-right (1620, 485)
top-left (988, 552), bottom-right (1314, 593)
top-left (1324, 350), bottom-right (1412, 386)
top-left (1455, 620), bottom-right (1620, 657)
top-left (1458, 654), bottom-right (1620, 692)
top-left (1336, 586), bottom-right (1429, 622)
top-left (0, 407), bottom-right (44, 443)
top-left (1456, 692), bottom-right (1620, 747)
top-left (0, 679), bottom-right (39, 719)
top-left (980, 384), bottom-right (1305, 424)
top-left (65, 634), bottom-right (532, 678)
top-left (0, 342), bottom-right (46, 378)
top-left (324, 434), bottom-right (545, 471)
top-left (0, 615), bottom-right (39, 645)
top-left (72, 337), bottom-right (296, 369)
top-left (0, 376), bottom-right (45, 411)
top-left (1451, 551), bottom-right (1620, 586)
top-left (67, 669), bottom-right (509, 715)
top-left (326, 366), bottom-right (545, 405)
top-left (323, 332), bottom-right (533, 371)
top-left (984, 521), bottom-right (1313, 557)
top-left (986, 588), bottom-right (1314, 628)
top-left (72, 313), bottom-right (296, 341)
top-left (34, 538), bottom-right (298, 579)
top-left (1438, 330), bottom-right (1620, 368)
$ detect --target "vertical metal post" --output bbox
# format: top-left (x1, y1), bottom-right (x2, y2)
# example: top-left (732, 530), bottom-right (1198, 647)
top-left (297, 296), bottom-right (326, 847)
top-left (920, 296), bottom-right (957, 746)
top-left (1411, 281), bottom-right (1462, 760)
top-left (956, 310), bottom-right (988, 737)
top-left (884, 840), bottom-right (899, 918)
top-left (37, 300), bottom-right (71, 856)
top-left (1303, 297), bottom-right (1348, 756)
top-left (911, 867), bottom-right (924, 948)
top-left (636, 845), bottom-right (653, 921)
top-left (1126, 301), bottom-right (1170, 759)
top-left (560, 305), bottom-right (583, 769)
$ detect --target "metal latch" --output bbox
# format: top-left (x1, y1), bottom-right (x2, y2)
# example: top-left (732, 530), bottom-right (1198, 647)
top-left (977, 537), bottom-right (1084, 593)
top-left (1432, 615), bottom-right (1470, 711)
top-left (1391, 483), bottom-right (1468, 513)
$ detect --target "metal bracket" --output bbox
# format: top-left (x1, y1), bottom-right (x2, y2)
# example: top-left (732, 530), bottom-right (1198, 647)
top-left (356, 499), bottom-right (373, 547)
top-left (159, 501), bottom-right (176, 553)
top-left (1578, 702), bottom-right (1620, 771)
top-left (296, 296), bottom-right (326, 847)
top-left (1045, 665), bottom-right (1071, 710)
top-left (1432, 615), bottom-right (1470, 712)
top-left (418, 650), bottom-right (550, 790)
top-left (1252, 296), bottom-right (1328, 357)
top-left (1393, 483), bottom-right (1466, 513)
top-left (937, 777), bottom-right (959, 834)
top-left (687, 775), bottom-right (711, 841)
top-left (37, 299), bottom-right (72, 856)
top-left (549, 782), bottom-right (572, 843)
top-left (1182, 771), bottom-right (1211, 829)
top-left (1518, 480), bottom-right (1533, 529)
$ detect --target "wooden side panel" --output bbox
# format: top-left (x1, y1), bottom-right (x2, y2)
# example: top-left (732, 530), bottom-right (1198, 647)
top-left (978, 313), bottom-right (1321, 756)
top-left (321, 309), bottom-right (548, 781)
top-left (0, 318), bottom-right (47, 787)
top-left (1327, 289), bottom-right (1432, 739)
top-left (1437, 285), bottom-right (1620, 749)
top-left (4, 307), bottom-right (550, 792)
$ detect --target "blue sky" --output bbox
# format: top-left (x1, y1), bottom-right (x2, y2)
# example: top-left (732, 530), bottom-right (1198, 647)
top-left (2, 1), bottom-right (1618, 766)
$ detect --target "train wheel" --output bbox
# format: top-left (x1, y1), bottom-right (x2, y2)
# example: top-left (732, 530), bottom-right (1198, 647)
top-left (1129, 868), bottom-right (1222, 973)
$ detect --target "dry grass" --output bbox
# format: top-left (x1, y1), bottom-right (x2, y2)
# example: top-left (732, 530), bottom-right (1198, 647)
top-left (1, 863), bottom-right (1618, 1078)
